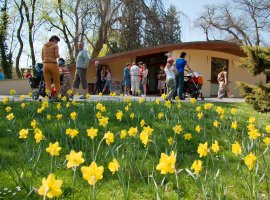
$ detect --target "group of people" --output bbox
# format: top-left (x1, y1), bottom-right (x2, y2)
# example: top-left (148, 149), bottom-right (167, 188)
top-left (42, 35), bottom-right (231, 101)
top-left (91, 61), bottom-right (112, 95)
top-left (42, 35), bottom-right (90, 100)
top-left (42, 35), bottom-right (113, 101)
top-left (122, 52), bottom-right (193, 100)
top-left (123, 62), bottom-right (149, 96)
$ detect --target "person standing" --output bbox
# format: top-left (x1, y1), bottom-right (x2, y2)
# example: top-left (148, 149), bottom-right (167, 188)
top-left (102, 67), bottom-right (112, 94)
top-left (138, 61), bottom-right (144, 94)
top-left (142, 64), bottom-right (149, 96)
top-left (123, 63), bottom-right (131, 96)
top-left (58, 58), bottom-right (72, 97)
top-left (42, 35), bottom-right (61, 98)
top-left (130, 62), bottom-right (140, 96)
top-left (157, 65), bottom-right (166, 95)
top-left (175, 52), bottom-right (193, 100)
top-left (217, 67), bottom-right (233, 99)
top-left (165, 58), bottom-right (177, 101)
top-left (92, 61), bottom-right (103, 94)
top-left (72, 42), bottom-right (90, 99)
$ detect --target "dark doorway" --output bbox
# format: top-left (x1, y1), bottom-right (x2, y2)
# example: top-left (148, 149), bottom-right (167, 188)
top-left (136, 52), bottom-right (167, 94)
top-left (210, 57), bottom-right (229, 96)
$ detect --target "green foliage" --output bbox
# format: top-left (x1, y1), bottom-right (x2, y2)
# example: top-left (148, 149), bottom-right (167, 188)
top-left (236, 46), bottom-right (270, 112)
top-left (0, 0), bottom-right (12, 79)
top-left (237, 82), bottom-right (270, 113)
top-left (237, 46), bottom-right (270, 76)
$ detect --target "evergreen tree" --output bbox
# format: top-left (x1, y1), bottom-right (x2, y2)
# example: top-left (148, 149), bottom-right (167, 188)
top-left (164, 5), bottom-right (181, 44)
top-left (0, 0), bottom-right (12, 79)
top-left (144, 4), bottom-right (182, 47)
top-left (118, 0), bottom-right (143, 52)
top-left (236, 46), bottom-right (270, 112)
top-left (237, 46), bottom-right (270, 76)
top-left (144, 5), bottom-right (163, 47)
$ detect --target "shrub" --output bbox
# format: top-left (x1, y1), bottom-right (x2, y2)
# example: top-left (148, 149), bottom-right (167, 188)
top-left (237, 82), bottom-right (270, 113)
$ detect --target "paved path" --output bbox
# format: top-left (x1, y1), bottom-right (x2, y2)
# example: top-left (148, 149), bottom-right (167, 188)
top-left (0, 95), bottom-right (245, 103)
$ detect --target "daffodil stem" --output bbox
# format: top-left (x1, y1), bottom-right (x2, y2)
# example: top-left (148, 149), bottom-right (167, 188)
top-left (174, 169), bottom-right (180, 200)
top-left (89, 186), bottom-right (91, 200)
top-left (72, 168), bottom-right (76, 200)
top-left (93, 185), bottom-right (96, 200)
top-left (94, 138), bottom-right (105, 161)
top-left (92, 139), bottom-right (95, 161)
top-left (50, 156), bottom-right (54, 173)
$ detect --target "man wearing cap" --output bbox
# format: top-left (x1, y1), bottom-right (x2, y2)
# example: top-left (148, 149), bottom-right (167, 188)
top-left (42, 35), bottom-right (61, 98)
top-left (72, 42), bottom-right (90, 99)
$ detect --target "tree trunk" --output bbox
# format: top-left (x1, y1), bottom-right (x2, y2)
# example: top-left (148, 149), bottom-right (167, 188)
top-left (15, 0), bottom-right (24, 78)
top-left (22, 0), bottom-right (36, 68)
top-left (58, 0), bottom-right (75, 63)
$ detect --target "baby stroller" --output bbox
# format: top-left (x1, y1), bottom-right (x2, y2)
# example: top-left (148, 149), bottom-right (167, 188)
top-left (29, 63), bottom-right (63, 100)
top-left (29, 63), bottom-right (46, 100)
top-left (183, 71), bottom-right (204, 100)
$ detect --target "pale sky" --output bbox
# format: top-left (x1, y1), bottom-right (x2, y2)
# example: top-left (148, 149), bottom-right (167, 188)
top-left (167, 0), bottom-right (227, 42)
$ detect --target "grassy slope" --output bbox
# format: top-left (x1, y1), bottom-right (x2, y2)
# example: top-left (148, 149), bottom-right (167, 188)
top-left (0, 101), bottom-right (269, 200)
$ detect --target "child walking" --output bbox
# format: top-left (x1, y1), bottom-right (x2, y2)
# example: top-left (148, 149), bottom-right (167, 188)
top-left (58, 58), bottom-right (72, 97)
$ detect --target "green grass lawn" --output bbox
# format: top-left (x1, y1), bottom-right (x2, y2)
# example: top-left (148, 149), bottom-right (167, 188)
top-left (0, 98), bottom-right (269, 200)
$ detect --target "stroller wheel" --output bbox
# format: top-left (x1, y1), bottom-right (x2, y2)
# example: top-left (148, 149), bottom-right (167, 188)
top-left (191, 91), bottom-right (199, 99)
top-left (32, 91), bottom-right (39, 100)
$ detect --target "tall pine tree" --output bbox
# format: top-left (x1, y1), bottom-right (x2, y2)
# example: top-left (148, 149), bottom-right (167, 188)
top-left (118, 0), bottom-right (143, 52)
top-left (0, 0), bottom-right (12, 79)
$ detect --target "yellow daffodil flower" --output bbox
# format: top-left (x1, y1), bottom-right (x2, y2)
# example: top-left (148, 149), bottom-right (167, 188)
top-left (38, 174), bottom-right (63, 198)
top-left (81, 162), bottom-right (104, 185)
top-left (87, 128), bottom-right (98, 139)
top-left (232, 142), bottom-right (242, 156)
top-left (156, 151), bottom-right (176, 174)
top-left (108, 159), bottom-right (120, 174)
top-left (66, 150), bottom-right (85, 169)
top-left (197, 142), bottom-right (208, 157)
top-left (46, 142), bottom-right (61, 156)
top-left (191, 160), bottom-right (203, 175)
top-left (244, 153), bottom-right (257, 171)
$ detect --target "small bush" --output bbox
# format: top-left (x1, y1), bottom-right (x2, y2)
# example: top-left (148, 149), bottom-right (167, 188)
top-left (237, 81), bottom-right (270, 113)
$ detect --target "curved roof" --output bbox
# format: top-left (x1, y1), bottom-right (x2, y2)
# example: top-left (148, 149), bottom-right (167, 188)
top-left (96, 41), bottom-right (246, 62)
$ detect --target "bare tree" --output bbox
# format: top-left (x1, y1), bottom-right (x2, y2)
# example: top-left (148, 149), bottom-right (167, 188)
top-left (14, 0), bottom-right (24, 78)
top-left (195, 0), bottom-right (270, 46)
top-left (233, 0), bottom-right (270, 45)
top-left (84, 0), bottom-right (122, 58)
top-left (42, 0), bottom-right (96, 62)
top-left (22, 0), bottom-right (37, 68)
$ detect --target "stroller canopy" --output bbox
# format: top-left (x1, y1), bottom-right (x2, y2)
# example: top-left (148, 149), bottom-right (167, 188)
top-left (35, 63), bottom-right (43, 77)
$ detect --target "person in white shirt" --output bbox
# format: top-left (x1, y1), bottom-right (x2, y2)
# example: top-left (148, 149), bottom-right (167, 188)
top-left (164, 58), bottom-right (177, 101)
top-left (130, 62), bottom-right (140, 96)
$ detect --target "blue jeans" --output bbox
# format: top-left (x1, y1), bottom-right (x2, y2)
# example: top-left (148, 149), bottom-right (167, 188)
top-left (177, 72), bottom-right (184, 99)
top-left (102, 80), bottom-right (111, 93)
top-left (174, 74), bottom-right (179, 98)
